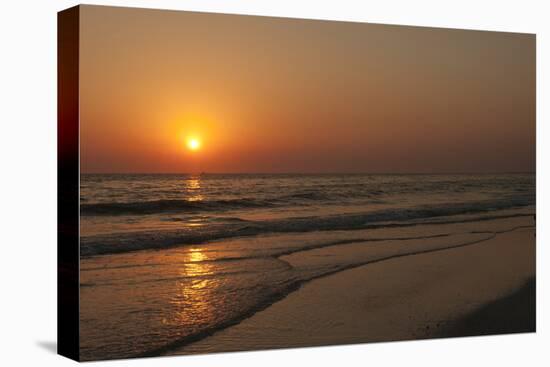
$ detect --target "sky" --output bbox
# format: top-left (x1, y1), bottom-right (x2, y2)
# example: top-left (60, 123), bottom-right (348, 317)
top-left (79, 5), bottom-right (535, 173)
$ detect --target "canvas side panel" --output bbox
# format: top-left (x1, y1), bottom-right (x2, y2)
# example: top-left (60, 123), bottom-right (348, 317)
top-left (57, 5), bottom-right (80, 362)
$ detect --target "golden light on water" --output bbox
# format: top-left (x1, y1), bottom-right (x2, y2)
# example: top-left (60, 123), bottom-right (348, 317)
top-left (184, 175), bottom-right (203, 203)
top-left (188, 248), bottom-right (207, 263)
top-left (163, 247), bottom-right (217, 327)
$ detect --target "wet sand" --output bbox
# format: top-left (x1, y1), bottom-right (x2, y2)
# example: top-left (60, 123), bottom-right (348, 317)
top-left (441, 276), bottom-right (535, 337)
top-left (171, 226), bottom-right (535, 355)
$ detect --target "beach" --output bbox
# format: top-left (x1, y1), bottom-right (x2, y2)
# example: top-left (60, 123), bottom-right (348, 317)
top-left (170, 222), bottom-right (535, 355)
top-left (78, 173), bottom-right (535, 360)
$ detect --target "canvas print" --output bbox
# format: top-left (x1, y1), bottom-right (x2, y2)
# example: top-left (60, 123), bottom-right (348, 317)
top-left (58, 5), bottom-right (536, 362)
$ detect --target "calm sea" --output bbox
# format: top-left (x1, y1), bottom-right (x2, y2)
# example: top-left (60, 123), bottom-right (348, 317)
top-left (80, 173), bottom-right (534, 256)
top-left (79, 173), bottom-right (535, 360)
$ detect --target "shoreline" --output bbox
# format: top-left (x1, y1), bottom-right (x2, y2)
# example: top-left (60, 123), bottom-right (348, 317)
top-left (171, 225), bottom-right (535, 355)
top-left (78, 214), bottom-right (535, 360)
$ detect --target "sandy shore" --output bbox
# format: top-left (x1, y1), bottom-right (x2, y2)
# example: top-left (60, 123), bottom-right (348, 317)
top-left (171, 225), bottom-right (535, 355)
top-left (441, 276), bottom-right (535, 337)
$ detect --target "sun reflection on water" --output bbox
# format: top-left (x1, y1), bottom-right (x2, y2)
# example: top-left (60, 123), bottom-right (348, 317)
top-left (184, 175), bottom-right (203, 202)
top-left (188, 247), bottom-right (207, 262)
top-left (164, 247), bottom-right (219, 327)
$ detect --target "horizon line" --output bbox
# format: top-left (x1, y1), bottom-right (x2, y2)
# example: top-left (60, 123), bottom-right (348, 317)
top-left (80, 171), bottom-right (536, 175)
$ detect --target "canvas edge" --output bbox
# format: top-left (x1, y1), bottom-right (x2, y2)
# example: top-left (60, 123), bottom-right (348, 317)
top-left (57, 4), bottom-right (80, 362)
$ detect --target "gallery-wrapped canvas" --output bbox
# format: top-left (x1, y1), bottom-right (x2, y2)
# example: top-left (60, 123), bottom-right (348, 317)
top-left (58, 5), bottom-right (536, 362)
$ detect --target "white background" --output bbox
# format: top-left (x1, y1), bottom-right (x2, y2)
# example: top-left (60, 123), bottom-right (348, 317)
top-left (0, 0), bottom-right (548, 365)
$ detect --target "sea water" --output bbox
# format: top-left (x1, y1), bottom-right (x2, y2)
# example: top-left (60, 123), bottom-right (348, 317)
top-left (79, 174), bottom-right (535, 360)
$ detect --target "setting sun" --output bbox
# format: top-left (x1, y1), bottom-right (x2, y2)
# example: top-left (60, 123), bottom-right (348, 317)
top-left (187, 138), bottom-right (201, 151)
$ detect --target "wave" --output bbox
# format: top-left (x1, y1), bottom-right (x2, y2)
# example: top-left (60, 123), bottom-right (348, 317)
top-left (80, 198), bottom-right (274, 216)
top-left (80, 191), bottom-right (386, 216)
top-left (80, 198), bottom-right (534, 257)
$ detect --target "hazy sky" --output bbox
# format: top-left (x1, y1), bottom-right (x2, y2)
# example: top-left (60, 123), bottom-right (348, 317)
top-left (80, 5), bottom-right (535, 173)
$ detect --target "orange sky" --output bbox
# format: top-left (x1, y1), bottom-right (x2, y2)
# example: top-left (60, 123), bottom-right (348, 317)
top-left (79, 5), bottom-right (535, 173)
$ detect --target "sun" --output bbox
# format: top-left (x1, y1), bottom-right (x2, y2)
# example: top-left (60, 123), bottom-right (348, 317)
top-left (186, 138), bottom-right (201, 151)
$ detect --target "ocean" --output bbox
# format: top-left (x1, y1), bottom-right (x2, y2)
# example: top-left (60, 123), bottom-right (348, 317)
top-left (79, 173), bottom-right (535, 360)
